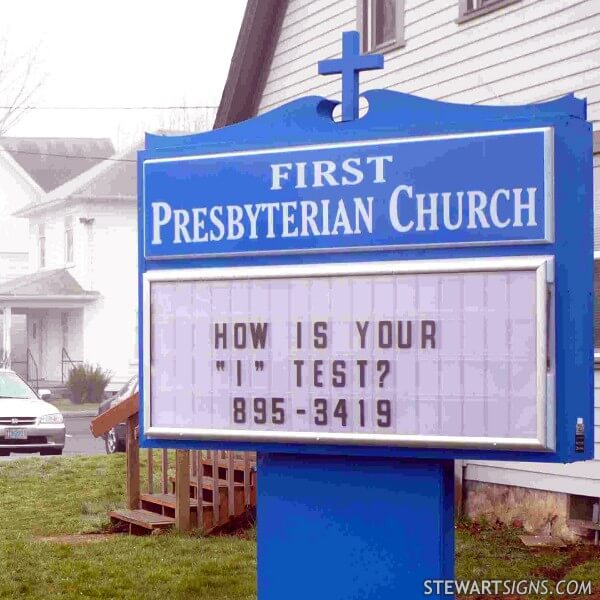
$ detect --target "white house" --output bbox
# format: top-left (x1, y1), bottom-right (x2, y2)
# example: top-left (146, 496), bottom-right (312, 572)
top-left (0, 142), bottom-right (138, 390)
top-left (0, 137), bottom-right (115, 378)
top-left (215, 0), bottom-right (600, 535)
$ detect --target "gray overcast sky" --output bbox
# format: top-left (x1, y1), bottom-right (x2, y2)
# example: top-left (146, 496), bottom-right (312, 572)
top-left (0, 0), bottom-right (247, 148)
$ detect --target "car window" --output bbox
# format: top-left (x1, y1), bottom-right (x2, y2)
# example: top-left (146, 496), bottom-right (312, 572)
top-left (0, 372), bottom-right (38, 399)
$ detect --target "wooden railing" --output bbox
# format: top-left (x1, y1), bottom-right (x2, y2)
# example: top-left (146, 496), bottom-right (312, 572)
top-left (143, 448), bottom-right (256, 531)
top-left (90, 394), bottom-right (256, 533)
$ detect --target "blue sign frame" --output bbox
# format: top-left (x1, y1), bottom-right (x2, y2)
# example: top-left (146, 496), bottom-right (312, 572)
top-left (138, 88), bottom-right (593, 464)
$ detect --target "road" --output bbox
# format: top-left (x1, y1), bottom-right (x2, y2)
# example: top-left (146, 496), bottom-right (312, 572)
top-left (64, 414), bottom-right (106, 457)
top-left (0, 414), bottom-right (106, 461)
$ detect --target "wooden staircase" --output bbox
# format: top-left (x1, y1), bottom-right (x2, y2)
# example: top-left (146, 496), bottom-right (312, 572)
top-left (108, 452), bottom-right (256, 535)
top-left (90, 393), bottom-right (256, 536)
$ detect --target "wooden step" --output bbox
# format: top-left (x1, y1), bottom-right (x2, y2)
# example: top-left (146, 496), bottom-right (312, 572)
top-left (109, 508), bottom-right (174, 535)
top-left (139, 491), bottom-right (240, 531)
top-left (140, 492), bottom-right (198, 517)
top-left (140, 492), bottom-right (200, 510)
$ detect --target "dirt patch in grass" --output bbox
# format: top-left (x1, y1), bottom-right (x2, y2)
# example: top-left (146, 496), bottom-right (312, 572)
top-left (531, 545), bottom-right (600, 580)
top-left (35, 533), bottom-right (122, 545)
top-left (457, 519), bottom-right (600, 599)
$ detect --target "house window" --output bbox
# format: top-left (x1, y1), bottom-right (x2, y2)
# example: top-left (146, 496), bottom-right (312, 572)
top-left (359, 0), bottom-right (405, 53)
top-left (38, 224), bottom-right (46, 269)
top-left (458, 0), bottom-right (521, 22)
top-left (64, 216), bottom-right (74, 264)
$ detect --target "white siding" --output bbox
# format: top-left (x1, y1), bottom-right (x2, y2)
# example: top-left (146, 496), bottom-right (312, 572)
top-left (24, 200), bottom-right (137, 383)
top-left (0, 152), bottom-right (40, 256)
top-left (258, 0), bottom-right (600, 496)
top-left (0, 315), bottom-right (27, 376)
top-left (28, 207), bottom-right (87, 275)
top-left (80, 201), bottom-right (138, 385)
top-left (0, 252), bottom-right (28, 284)
top-left (260, 0), bottom-right (600, 129)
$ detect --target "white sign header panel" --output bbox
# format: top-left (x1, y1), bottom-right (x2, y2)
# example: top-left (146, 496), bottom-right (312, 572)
top-left (143, 257), bottom-right (554, 451)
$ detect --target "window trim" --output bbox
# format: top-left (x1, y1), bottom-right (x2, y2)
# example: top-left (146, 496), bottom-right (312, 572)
top-left (64, 216), bottom-right (74, 265)
top-left (457, 0), bottom-right (521, 24)
top-left (358, 0), bottom-right (406, 55)
top-left (38, 224), bottom-right (46, 269)
top-left (61, 312), bottom-right (69, 351)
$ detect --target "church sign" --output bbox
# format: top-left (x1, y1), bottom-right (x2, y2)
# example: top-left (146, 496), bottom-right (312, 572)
top-left (138, 29), bottom-right (592, 600)
top-left (138, 39), bottom-right (592, 464)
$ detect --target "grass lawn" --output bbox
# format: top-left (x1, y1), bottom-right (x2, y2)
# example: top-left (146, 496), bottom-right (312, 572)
top-left (0, 454), bottom-right (256, 599)
top-left (1, 455), bottom-right (599, 599)
top-left (47, 398), bottom-right (102, 413)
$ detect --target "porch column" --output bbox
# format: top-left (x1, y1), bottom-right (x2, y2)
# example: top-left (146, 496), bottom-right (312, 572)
top-left (2, 307), bottom-right (11, 368)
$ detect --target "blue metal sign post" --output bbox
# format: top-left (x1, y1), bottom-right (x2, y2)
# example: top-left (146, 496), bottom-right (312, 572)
top-left (138, 32), bottom-right (593, 599)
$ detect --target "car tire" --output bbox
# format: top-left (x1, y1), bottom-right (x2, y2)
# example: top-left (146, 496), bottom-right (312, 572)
top-left (105, 428), bottom-right (125, 454)
top-left (40, 448), bottom-right (62, 456)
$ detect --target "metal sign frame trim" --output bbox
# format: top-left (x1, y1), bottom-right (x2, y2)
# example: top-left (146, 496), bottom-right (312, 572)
top-left (142, 255), bottom-right (555, 451)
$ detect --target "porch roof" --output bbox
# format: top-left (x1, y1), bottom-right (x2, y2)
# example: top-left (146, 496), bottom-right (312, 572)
top-left (0, 269), bottom-right (99, 308)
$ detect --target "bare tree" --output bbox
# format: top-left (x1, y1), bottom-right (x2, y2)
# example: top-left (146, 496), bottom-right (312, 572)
top-left (0, 38), bottom-right (45, 135)
top-left (113, 103), bottom-right (218, 151)
top-left (154, 101), bottom-right (217, 134)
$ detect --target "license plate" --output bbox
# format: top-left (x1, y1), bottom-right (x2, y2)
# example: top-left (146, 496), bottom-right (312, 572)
top-left (5, 428), bottom-right (27, 440)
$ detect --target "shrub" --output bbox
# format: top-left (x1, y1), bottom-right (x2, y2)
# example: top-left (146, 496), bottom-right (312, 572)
top-left (66, 363), bottom-right (111, 404)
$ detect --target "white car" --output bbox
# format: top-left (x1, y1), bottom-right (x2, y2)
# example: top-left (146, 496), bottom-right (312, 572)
top-left (0, 369), bottom-right (65, 456)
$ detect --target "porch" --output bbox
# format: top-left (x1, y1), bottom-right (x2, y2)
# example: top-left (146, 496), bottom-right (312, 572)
top-left (0, 268), bottom-right (98, 388)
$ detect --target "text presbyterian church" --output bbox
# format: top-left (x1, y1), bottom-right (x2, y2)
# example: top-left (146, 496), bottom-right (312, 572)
top-left (150, 154), bottom-right (538, 245)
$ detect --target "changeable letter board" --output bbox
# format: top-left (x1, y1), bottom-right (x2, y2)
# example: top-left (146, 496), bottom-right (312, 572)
top-left (143, 256), bottom-right (554, 451)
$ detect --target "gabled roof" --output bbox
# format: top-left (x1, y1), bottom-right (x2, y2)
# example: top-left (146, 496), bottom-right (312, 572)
top-left (214, 0), bottom-right (289, 128)
top-left (44, 144), bottom-right (138, 203)
top-left (0, 137), bottom-right (115, 193)
top-left (14, 143), bottom-right (140, 217)
top-left (0, 268), bottom-right (96, 296)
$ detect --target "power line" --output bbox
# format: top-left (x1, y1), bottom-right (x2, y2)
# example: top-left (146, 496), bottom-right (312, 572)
top-left (0, 104), bottom-right (219, 110)
top-left (0, 147), bottom-right (136, 163)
